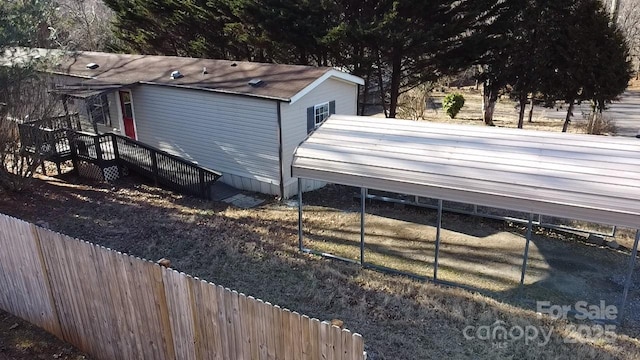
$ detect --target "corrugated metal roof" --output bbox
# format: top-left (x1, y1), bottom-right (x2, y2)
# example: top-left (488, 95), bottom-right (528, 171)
top-left (292, 115), bottom-right (640, 228)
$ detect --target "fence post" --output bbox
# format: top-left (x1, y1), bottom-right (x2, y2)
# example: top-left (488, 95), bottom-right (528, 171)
top-left (199, 168), bottom-right (206, 198)
top-left (94, 136), bottom-right (103, 164)
top-left (111, 135), bottom-right (121, 177)
top-left (68, 131), bottom-right (79, 175)
top-left (151, 149), bottom-right (159, 186)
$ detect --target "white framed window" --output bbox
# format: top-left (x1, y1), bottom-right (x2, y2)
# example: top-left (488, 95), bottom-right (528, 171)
top-left (314, 102), bottom-right (330, 128)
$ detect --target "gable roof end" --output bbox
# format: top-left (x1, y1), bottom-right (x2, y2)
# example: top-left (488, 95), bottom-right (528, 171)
top-left (289, 69), bottom-right (365, 104)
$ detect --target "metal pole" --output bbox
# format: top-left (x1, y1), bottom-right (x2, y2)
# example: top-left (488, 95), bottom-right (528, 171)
top-left (297, 178), bottom-right (303, 251)
top-left (619, 230), bottom-right (640, 322)
top-left (360, 187), bottom-right (366, 265)
top-left (519, 213), bottom-right (533, 294)
top-left (434, 199), bottom-right (443, 280)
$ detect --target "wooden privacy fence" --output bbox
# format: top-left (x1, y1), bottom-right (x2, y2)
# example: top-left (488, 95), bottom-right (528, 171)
top-left (0, 214), bottom-right (365, 360)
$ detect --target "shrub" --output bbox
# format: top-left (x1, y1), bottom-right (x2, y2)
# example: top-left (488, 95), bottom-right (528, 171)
top-left (442, 93), bottom-right (465, 119)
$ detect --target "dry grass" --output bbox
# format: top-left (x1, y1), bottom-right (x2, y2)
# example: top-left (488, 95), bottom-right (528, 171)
top-left (377, 87), bottom-right (599, 134)
top-left (1, 175), bottom-right (639, 359)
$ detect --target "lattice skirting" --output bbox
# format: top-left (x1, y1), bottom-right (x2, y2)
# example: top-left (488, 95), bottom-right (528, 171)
top-left (77, 161), bottom-right (104, 181)
top-left (103, 165), bottom-right (120, 182)
top-left (77, 162), bottom-right (121, 182)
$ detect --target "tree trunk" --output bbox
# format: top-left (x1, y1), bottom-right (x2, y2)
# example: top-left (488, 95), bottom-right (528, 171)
top-left (517, 94), bottom-right (527, 129)
top-left (387, 47), bottom-right (403, 118)
top-left (376, 49), bottom-right (388, 118)
top-left (562, 99), bottom-right (575, 132)
top-left (482, 81), bottom-right (496, 126)
top-left (359, 74), bottom-right (370, 116)
top-left (528, 96), bottom-right (534, 123)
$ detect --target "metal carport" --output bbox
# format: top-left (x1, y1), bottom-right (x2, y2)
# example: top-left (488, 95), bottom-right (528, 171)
top-left (292, 114), bottom-right (640, 320)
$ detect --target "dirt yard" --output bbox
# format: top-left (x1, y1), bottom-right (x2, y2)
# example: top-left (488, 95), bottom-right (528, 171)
top-left (0, 309), bottom-right (90, 360)
top-left (1, 172), bottom-right (640, 359)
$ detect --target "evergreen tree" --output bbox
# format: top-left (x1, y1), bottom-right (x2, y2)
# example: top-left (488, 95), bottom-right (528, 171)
top-left (476, 0), bottom-right (631, 129)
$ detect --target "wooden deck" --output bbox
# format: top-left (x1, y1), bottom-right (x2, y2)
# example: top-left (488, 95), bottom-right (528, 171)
top-left (19, 116), bottom-right (222, 199)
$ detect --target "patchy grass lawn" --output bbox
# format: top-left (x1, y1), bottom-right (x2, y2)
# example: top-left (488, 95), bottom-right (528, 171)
top-left (1, 173), bottom-right (640, 359)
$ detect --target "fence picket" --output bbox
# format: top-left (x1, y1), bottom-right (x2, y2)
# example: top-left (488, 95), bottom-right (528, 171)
top-left (113, 251), bottom-right (145, 359)
top-left (239, 293), bottom-right (252, 360)
top-left (282, 309), bottom-right (293, 360)
top-left (216, 285), bottom-right (232, 359)
top-left (309, 318), bottom-right (320, 360)
top-left (332, 325), bottom-right (343, 360)
top-left (265, 302), bottom-right (277, 360)
top-left (341, 329), bottom-right (353, 360)
top-left (163, 270), bottom-right (197, 360)
top-left (291, 312), bottom-right (302, 360)
top-left (301, 315), bottom-right (312, 360)
top-left (320, 321), bottom-right (331, 360)
top-left (274, 305), bottom-right (285, 360)
top-left (352, 334), bottom-right (365, 360)
top-left (247, 296), bottom-right (261, 360)
top-left (257, 300), bottom-right (270, 360)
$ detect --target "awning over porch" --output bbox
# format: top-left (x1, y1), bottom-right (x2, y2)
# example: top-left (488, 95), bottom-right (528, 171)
top-left (50, 82), bottom-right (130, 99)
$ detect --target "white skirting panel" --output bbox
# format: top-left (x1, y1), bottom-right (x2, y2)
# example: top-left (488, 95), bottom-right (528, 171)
top-left (283, 178), bottom-right (326, 199)
top-left (220, 173), bottom-right (280, 196)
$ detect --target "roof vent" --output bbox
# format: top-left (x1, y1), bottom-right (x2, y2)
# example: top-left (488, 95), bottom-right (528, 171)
top-left (86, 63), bottom-right (99, 70)
top-left (248, 79), bottom-right (264, 87)
top-left (170, 70), bottom-right (183, 79)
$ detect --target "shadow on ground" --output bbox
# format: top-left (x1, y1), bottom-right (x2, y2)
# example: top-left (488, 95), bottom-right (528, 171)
top-left (0, 175), bottom-right (638, 359)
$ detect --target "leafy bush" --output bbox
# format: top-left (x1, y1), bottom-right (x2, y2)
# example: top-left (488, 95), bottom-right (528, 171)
top-left (442, 93), bottom-right (465, 119)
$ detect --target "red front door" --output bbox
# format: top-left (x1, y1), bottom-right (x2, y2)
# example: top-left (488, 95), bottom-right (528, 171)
top-left (119, 91), bottom-right (136, 139)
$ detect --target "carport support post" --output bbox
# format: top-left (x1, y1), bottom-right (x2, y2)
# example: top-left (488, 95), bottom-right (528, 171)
top-left (297, 178), bottom-right (303, 251)
top-left (360, 187), bottom-right (366, 265)
top-left (433, 199), bottom-right (443, 280)
top-left (619, 230), bottom-right (640, 321)
top-left (519, 213), bottom-right (534, 294)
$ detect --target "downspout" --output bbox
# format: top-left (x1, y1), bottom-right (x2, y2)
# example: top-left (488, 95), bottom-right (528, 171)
top-left (277, 101), bottom-right (285, 199)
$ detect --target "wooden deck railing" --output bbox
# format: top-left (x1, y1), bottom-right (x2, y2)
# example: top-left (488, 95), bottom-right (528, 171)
top-left (18, 115), bottom-right (223, 199)
top-left (18, 114), bottom-right (82, 163)
top-left (18, 124), bottom-right (73, 160)
top-left (70, 132), bottom-right (222, 199)
top-left (23, 113), bottom-right (82, 131)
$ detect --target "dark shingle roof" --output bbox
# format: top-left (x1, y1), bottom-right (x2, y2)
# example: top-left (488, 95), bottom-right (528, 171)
top-left (9, 49), bottom-right (342, 101)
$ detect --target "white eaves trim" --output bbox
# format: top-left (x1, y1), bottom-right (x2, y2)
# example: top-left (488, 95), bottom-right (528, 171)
top-left (289, 69), bottom-right (364, 104)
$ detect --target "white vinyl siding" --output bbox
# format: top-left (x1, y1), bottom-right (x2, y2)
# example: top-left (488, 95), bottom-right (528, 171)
top-left (280, 78), bottom-right (358, 197)
top-left (130, 85), bottom-right (280, 187)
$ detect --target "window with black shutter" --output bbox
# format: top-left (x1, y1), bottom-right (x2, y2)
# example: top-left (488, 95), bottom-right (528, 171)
top-left (306, 100), bottom-right (336, 134)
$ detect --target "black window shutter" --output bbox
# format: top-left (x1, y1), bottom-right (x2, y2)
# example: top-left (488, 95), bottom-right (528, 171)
top-left (329, 100), bottom-right (336, 115)
top-left (306, 106), bottom-right (314, 134)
